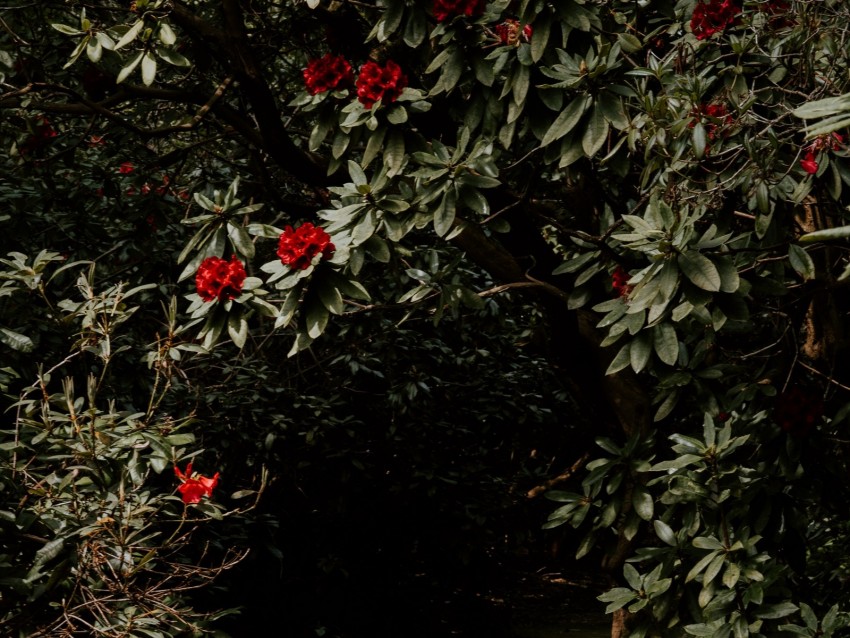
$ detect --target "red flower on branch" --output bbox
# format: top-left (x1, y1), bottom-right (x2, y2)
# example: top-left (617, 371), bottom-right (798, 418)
top-left (195, 255), bottom-right (248, 302)
top-left (495, 19), bottom-right (532, 46)
top-left (433, 0), bottom-right (486, 22)
top-left (690, 102), bottom-right (734, 155)
top-left (118, 161), bottom-right (134, 174)
top-left (277, 223), bottom-right (335, 270)
top-left (800, 132), bottom-right (844, 175)
top-left (355, 60), bottom-right (408, 109)
top-left (612, 266), bottom-right (633, 298)
top-left (174, 462), bottom-right (220, 504)
top-left (690, 0), bottom-right (742, 40)
top-left (303, 53), bottom-right (355, 96)
top-left (800, 152), bottom-right (818, 175)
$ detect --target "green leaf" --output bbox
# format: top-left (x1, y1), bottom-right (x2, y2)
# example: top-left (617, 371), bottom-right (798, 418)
top-left (348, 160), bottom-right (368, 187)
top-left (605, 342), bottom-right (631, 375)
top-left (755, 602), bottom-right (798, 620)
top-left (678, 251), bottom-right (721, 292)
top-left (632, 484), bottom-right (653, 521)
top-left (799, 225), bottom-right (850, 243)
top-left (530, 15), bottom-right (551, 62)
top-left (52, 23), bottom-right (83, 35)
top-left (630, 331), bottom-right (652, 373)
top-left (0, 327), bottom-right (34, 352)
top-left (654, 520), bottom-right (676, 546)
top-left (582, 102), bottom-right (609, 158)
top-left (141, 50), bottom-right (157, 85)
top-left (788, 244), bottom-right (815, 281)
top-left (305, 296), bottom-right (329, 340)
top-left (686, 549), bottom-right (721, 583)
top-left (384, 130), bottom-right (405, 177)
top-left (115, 50), bottom-right (144, 84)
top-left (318, 283), bottom-right (344, 315)
top-left (227, 313), bottom-right (248, 349)
top-left (159, 22), bottom-right (177, 46)
top-left (652, 323), bottom-right (678, 366)
top-left (541, 95), bottom-right (590, 147)
top-left (114, 20), bottom-right (144, 50)
top-left (157, 47), bottom-right (191, 67)
top-left (433, 188), bottom-right (457, 237)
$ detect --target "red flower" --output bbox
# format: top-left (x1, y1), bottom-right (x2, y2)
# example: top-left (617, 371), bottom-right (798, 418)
top-left (303, 53), bottom-right (355, 96)
top-left (612, 266), bottom-right (633, 298)
top-left (774, 386), bottom-right (823, 438)
top-left (195, 255), bottom-right (248, 302)
top-left (356, 60), bottom-right (408, 109)
top-left (174, 462), bottom-right (220, 504)
top-left (433, 0), bottom-right (486, 22)
top-left (88, 134), bottom-right (106, 147)
top-left (690, 0), bottom-right (742, 40)
top-left (19, 116), bottom-right (58, 156)
top-left (277, 223), bottom-right (335, 270)
top-left (495, 19), bottom-right (533, 46)
top-left (800, 152), bottom-right (819, 175)
top-left (690, 102), bottom-right (733, 155)
top-left (118, 161), bottom-right (134, 174)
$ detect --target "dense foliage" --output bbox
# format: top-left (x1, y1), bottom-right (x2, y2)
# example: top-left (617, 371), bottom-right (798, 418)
top-left (3, 0), bottom-right (850, 636)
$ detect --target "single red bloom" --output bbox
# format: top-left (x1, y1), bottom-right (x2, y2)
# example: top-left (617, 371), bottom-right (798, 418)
top-left (19, 116), bottom-right (58, 156)
top-left (691, 0), bottom-right (742, 40)
top-left (433, 0), bottom-right (486, 22)
top-left (495, 19), bottom-right (533, 45)
top-left (195, 255), bottom-right (248, 302)
top-left (611, 266), bottom-right (633, 298)
top-left (277, 223), bottom-right (335, 270)
top-left (800, 152), bottom-right (818, 175)
top-left (174, 462), bottom-right (220, 504)
top-left (88, 134), bottom-right (106, 147)
top-left (355, 60), bottom-right (408, 109)
top-left (303, 53), bottom-right (355, 96)
top-left (118, 161), bottom-right (134, 174)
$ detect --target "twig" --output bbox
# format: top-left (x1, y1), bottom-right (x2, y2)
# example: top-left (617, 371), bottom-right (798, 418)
top-left (526, 451), bottom-right (591, 499)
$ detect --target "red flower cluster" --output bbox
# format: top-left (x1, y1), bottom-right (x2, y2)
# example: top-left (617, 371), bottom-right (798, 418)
top-left (195, 255), bottom-right (247, 302)
top-left (433, 0), bottom-right (486, 22)
top-left (800, 132), bottom-right (844, 175)
top-left (20, 116), bottom-right (58, 156)
top-left (118, 161), bottom-right (134, 174)
top-left (174, 462), bottom-right (220, 504)
top-left (303, 53), bottom-right (354, 96)
top-left (774, 386), bottom-right (823, 438)
top-left (690, 0), bottom-right (741, 40)
top-left (277, 223), bottom-right (335, 270)
top-left (612, 266), bottom-right (633, 298)
top-left (355, 60), bottom-right (407, 109)
top-left (495, 19), bottom-right (532, 46)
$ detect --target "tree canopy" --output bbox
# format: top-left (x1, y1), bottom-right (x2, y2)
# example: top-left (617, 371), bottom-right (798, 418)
top-left (3, 0), bottom-right (850, 636)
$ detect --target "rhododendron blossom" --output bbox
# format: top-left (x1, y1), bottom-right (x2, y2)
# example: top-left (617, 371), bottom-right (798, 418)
top-left (800, 132), bottom-right (844, 175)
top-left (195, 255), bottom-right (247, 302)
top-left (433, 0), bottom-right (486, 22)
top-left (690, 102), bottom-right (733, 155)
top-left (303, 53), bottom-right (354, 96)
top-left (277, 223), bottom-right (335, 270)
top-left (690, 0), bottom-right (741, 40)
top-left (800, 152), bottom-right (818, 175)
top-left (495, 19), bottom-right (532, 46)
top-left (118, 161), bottom-right (134, 174)
top-left (612, 266), bottom-right (633, 298)
top-left (174, 462), bottom-right (220, 504)
top-left (355, 60), bottom-right (407, 109)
